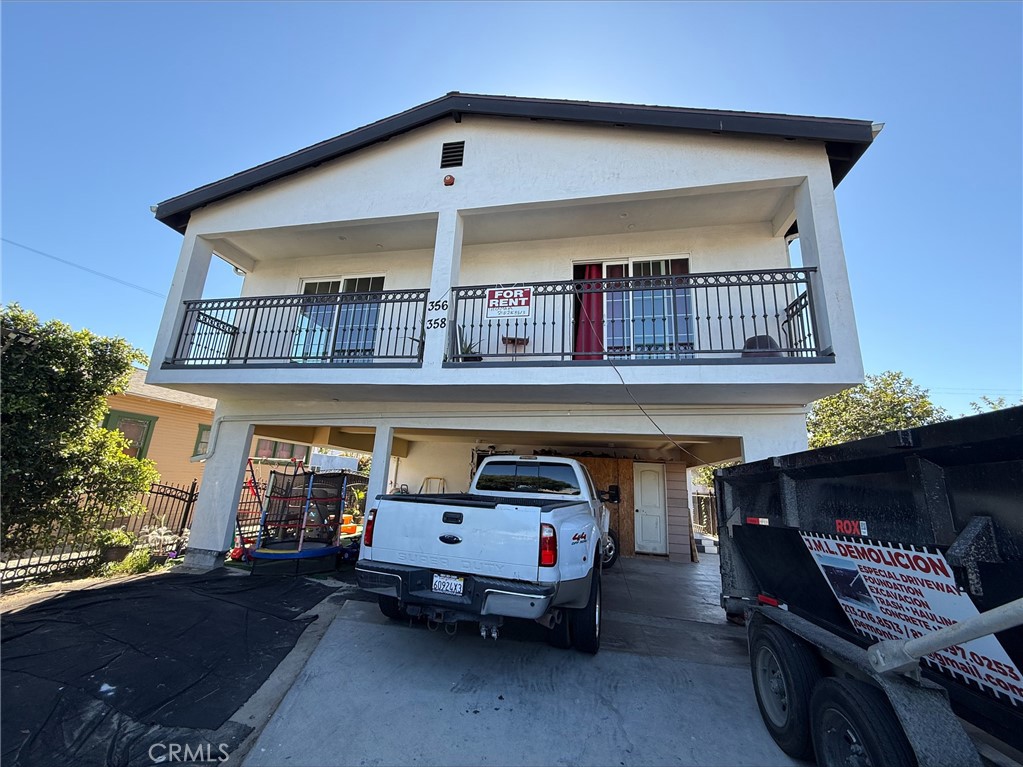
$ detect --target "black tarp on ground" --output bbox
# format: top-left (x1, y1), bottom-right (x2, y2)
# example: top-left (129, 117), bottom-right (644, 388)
top-left (1, 571), bottom-right (334, 767)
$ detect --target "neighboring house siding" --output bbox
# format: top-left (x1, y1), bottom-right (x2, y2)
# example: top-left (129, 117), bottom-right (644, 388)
top-left (105, 394), bottom-right (211, 488)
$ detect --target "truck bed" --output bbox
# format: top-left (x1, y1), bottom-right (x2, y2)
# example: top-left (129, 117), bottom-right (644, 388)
top-left (375, 492), bottom-right (582, 511)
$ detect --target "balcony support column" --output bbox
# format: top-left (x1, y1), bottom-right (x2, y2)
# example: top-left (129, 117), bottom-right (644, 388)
top-left (794, 176), bottom-right (862, 374)
top-left (151, 234), bottom-right (215, 371)
top-left (367, 424), bottom-right (395, 502)
top-left (423, 209), bottom-right (464, 369)
top-left (181, 418), bottom-right (255, 571)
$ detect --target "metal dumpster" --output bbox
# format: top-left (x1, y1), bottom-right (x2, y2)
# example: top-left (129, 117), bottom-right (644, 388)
top-left (717, 406), bottom-right (1023, 767)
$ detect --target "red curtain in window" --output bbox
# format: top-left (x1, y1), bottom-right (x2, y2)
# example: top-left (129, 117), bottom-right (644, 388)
top-left (574, 263), bottom-right (604, 360)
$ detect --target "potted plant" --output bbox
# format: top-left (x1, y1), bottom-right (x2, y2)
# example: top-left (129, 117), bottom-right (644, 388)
top-left (459, 335), bottom-right (483, 362)
top-left (95, 527), bottom-right (135, 563)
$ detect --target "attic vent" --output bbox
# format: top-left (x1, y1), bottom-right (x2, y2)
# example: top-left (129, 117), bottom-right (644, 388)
top-left (440, 141), bottom-right (465, 168)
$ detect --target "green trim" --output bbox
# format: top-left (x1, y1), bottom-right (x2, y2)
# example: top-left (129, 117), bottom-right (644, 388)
top-left (193, 423), bottom-right (212, 457)
top-left (103, 409), bottom-right (158, 459)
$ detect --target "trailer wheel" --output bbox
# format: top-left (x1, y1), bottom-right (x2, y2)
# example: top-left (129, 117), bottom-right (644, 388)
top-left (546, 610), bottom-right (572, 649)
top-left (571, 570), bottom-right (601, 654)
top-left (750, 624), bottom-right (821, 759)
top-left (378, 595), bottom-right (406, 621)
top-left (810, 678), bottom-right (915, 767)
top-left (602, 529), bottom-right (620, 569)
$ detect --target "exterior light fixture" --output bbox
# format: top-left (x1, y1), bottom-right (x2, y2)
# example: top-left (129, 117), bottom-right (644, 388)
top-left (443, 175), bottom-right (455, 186)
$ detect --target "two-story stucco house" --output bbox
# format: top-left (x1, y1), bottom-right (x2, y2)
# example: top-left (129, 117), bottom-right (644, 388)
top-left (148, 93), bottom-right (879, 570)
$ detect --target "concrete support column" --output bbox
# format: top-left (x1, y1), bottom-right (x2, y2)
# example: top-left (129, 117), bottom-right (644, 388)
top-left (367, 425), bottom-right (395, 502)
top-left (184, 418), bottom-right (254, 571)
top-left (794, 176), bottom-right (862, 376)
top-left (150, 234), bottom-right (215, 372)
top-left (422, 209), bottom-right (464, 370)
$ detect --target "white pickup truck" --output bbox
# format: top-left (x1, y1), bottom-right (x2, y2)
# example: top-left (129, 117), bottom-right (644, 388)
top-left (355, 455), bottom-right (620, 654)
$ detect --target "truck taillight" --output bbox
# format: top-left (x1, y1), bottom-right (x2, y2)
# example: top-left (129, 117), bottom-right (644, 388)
top-left (539, 523), bottom-right (557, 567)
top-left (364, 508), bottom-right (377, 547)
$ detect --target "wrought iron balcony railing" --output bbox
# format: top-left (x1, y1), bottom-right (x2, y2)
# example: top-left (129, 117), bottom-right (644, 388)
top-left (167, 289), bottom-right (429, 366)
top-left (165, 268), bottom-right (820, 369)
top-left (449, 268), bottom-right (819, 363)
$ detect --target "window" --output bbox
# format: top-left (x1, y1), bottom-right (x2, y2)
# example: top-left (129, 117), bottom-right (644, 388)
top-left (193, 424), bottom-right (211, 457)
top-left (293, 276), bottom-right (386, 361)
top-left (253, 439), bottom-right (309, 463)
top-left (592, 257), bottom-right (693, 360)
top-left (475, 462), bottom-right (581, 495)
top-left (104, 410), bottom-right (158, 459)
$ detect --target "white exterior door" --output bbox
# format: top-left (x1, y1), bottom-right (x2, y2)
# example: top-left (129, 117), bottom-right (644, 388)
top-left (633, 463), bottom-right (667, 554)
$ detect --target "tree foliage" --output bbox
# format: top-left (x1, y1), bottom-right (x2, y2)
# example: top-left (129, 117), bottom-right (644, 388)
top-left (1, 304), bottom-right (159, 554)
top-left (967, 395), bottom-right (1023, 415)
top-left (806, 371), bottom-right (949, 449)
top-left (691, 461), bottom-right (740, 491)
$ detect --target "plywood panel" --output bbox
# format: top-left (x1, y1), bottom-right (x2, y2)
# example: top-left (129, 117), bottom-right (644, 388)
top-left (616, 458), bottom-right (636, 557)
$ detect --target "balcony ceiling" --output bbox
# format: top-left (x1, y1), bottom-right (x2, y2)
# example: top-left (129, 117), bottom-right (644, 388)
top-left (213, 215), bottom-right (439, 262)
top-left (212, 185), bottom-right (793, 263)
top-left (462, 185), bottom-right (791, 246)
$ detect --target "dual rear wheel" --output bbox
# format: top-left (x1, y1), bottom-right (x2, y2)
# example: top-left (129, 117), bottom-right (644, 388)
top-left (749, 623), bottom-right (914, 767)
top-left (546, 569), bottom-right (601, 654)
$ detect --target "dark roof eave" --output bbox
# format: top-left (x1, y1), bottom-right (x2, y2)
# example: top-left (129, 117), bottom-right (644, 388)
top-left (155, 93), bottom-right (876, 234)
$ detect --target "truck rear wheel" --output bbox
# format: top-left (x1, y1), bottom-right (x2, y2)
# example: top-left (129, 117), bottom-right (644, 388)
top-left (378, 595), bottom-right (406, 621)
top-left (571, 570), bottom-right (601, 654)
top-left (602, 529), bottom-right (620, 569)
top-left (546, 611), bottom-right (572, 649)
top-left (810, 678), bottom-right (915, 767)
top-left (750, 624), bottom-right (820, 759)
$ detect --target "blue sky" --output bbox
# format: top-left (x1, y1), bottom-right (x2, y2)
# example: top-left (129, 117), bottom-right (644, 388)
top-left (3, 1), bottom-right (1020, 415)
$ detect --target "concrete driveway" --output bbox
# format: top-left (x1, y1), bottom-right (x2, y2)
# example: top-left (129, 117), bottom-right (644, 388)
top-left (244, 555), bottom-right (798, 767)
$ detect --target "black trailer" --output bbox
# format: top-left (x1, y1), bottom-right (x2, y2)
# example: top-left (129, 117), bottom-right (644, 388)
top-left (716, 406), bottom-right (1023, 767)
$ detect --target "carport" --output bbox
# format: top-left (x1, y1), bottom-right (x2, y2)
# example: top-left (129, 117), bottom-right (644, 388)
top-left (241, 422), bottom-right (743, 564)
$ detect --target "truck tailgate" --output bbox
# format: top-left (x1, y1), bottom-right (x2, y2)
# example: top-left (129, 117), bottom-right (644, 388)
top-left (369, 499), bottom-right (541, 582)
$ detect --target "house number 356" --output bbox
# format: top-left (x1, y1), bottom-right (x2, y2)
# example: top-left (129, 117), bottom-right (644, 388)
top-left (427, 300), bottom-right (449, 312)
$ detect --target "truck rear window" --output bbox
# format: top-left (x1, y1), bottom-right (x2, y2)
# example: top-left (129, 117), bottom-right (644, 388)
top-left (475, 462), bottom-right (581, 495)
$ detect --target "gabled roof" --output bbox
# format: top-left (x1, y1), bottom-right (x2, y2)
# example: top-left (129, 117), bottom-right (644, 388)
top-left (154, 92), bottom-right (877, 234)
top-left (120, 368), bottom-right (217, 410)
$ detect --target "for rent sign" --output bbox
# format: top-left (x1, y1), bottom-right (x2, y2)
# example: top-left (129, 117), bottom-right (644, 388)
top-left (802, 532), bottom-right (1023, 706)
top-left (485, 287), bottom-right (533, 319)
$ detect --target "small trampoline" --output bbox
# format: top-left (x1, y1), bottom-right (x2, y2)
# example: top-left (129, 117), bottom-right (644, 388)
top-left (250, 466), bottom-right (367, 573)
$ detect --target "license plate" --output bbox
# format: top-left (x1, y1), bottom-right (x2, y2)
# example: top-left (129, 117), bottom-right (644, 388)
top-left (432, 573), bottom-right (464, 596)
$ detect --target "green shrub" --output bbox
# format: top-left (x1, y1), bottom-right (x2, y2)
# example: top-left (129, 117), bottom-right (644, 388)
top-left (94, 527), bottom-right (135, 549)
top-left (103, 546), bottom-right (155, 575)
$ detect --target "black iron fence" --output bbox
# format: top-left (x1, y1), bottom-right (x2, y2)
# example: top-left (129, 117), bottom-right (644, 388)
top-left (167, 289), bottom-right (430, 366)
top-left (692, 493), bottom-right (719, 538)
top-left (449, 268), bottom-right (819, 363)
top-left (0, 480), bottom-right (198, 587)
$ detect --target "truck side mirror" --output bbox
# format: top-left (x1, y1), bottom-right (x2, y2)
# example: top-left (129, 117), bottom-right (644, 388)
top-left (599, 485), bottom-right (621, 504)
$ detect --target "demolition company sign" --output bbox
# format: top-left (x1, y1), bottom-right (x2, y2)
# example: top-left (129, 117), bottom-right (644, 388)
top-left (485, 287), bottom-right (533, 319)
top-left (801, 532), bottom-right (1023, 706)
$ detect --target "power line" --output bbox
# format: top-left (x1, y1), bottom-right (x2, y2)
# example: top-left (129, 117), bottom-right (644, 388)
top-left (2, 238), bottom-right (167, 299)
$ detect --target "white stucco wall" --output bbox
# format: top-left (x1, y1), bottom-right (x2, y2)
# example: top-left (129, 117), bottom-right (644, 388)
top-left (149, 111), bottom-right (862, 406)
top-left (180, 116), bottom-right (827, 237)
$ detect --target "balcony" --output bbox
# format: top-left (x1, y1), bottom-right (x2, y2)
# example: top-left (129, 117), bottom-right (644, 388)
top-left (165, 268), bottom-right (820, 368)
top-left (167, 288), bottom-right (430, 367)
top-left (449, 267), bottom-right (819, 364)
